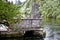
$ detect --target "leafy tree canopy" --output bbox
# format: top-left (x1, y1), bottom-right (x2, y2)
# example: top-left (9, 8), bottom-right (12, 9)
top-left (0, 0), bottom-right (22, 26)
top-left (20, 0), bottom-right (60, 19)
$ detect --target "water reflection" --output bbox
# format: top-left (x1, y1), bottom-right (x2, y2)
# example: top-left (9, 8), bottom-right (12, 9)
top-left (1, 37), bottom-right (44, 40)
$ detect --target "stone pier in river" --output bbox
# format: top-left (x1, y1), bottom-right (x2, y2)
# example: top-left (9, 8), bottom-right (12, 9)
top-left (15, 2), bottom-right (44, 38)
top-left (15, 2), bottom-right (41, 30)
top-left (1, 2), bottom-right (46, 39)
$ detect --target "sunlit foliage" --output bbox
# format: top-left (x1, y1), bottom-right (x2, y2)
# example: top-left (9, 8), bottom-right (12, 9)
top-left (0, 0), bottom-right (22, 26)
top-left (21, 0), bottom-right (60, 19)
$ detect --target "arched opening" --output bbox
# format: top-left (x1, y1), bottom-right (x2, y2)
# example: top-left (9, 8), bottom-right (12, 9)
top-left (23, 30), bottom-right (34, 37)
top-left (23, 30), bottom-right (44, 39)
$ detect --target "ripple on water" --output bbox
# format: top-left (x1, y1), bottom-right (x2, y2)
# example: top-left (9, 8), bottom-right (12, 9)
top-left (44, 26), bottom-right (60, 40)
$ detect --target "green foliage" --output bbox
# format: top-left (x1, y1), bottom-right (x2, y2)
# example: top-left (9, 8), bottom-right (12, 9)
top-left (21, 0), bottom-right (60, 19)
top-left (0, 0), bottom-right (22, 25)
top-left (38, 0), bottom-right (60, 18)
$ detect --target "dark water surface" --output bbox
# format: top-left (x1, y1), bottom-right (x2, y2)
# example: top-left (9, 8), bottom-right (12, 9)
top-left (1, 37), bottom-right (43, 40)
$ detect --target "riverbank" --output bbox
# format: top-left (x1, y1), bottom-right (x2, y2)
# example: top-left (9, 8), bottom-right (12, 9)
top-left (1, 32), bottom-right (23, 37)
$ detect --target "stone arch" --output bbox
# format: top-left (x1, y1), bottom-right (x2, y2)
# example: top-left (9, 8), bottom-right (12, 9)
top-left (23, 30), bottom-right (34, 37)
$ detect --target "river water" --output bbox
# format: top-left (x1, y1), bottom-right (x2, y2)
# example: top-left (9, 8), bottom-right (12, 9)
top-left (42, 18), bottom-right (60, 40)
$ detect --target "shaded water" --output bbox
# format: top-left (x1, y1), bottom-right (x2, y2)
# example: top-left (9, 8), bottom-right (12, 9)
top-left (1, 18), bottom-right (60, 40)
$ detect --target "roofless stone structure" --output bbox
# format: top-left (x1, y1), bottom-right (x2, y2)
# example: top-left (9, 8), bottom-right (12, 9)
top-left (30, 2), bottom-right (40, 19)
top-left (15, 2), bottom-right (42, 30)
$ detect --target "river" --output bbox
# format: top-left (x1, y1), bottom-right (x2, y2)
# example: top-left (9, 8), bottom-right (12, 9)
top-left (1, 18), bottom-right (60, 40)
top-left (42, 18), bottom-right (60, 40)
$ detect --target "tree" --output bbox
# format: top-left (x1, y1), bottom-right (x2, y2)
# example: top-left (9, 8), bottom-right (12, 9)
top-left (20, 0), bottom-right (60, 19)
top-left (0, 0), bottom-right (22, 26)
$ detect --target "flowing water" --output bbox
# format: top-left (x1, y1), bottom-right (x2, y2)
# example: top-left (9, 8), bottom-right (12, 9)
top-left (42, 18), bottom-right (60, 40)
